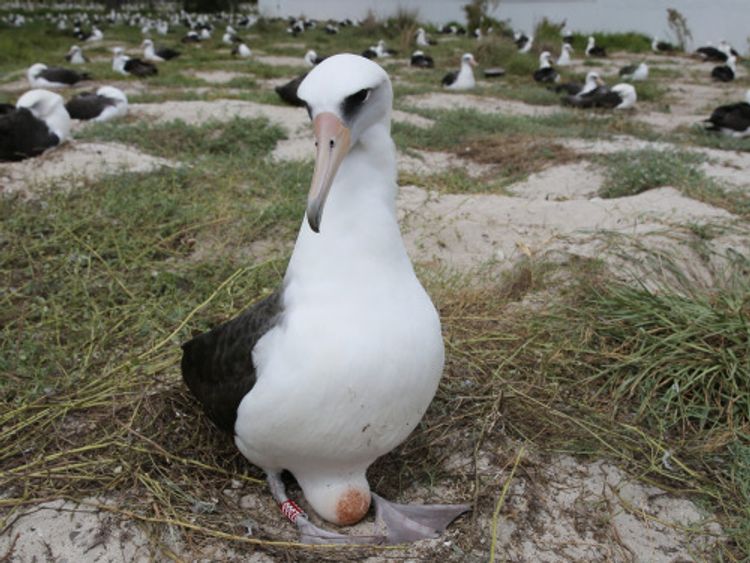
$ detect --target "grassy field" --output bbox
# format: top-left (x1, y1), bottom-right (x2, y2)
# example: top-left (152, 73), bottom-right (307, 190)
top-left (1, 8), bottom-right (749, 561)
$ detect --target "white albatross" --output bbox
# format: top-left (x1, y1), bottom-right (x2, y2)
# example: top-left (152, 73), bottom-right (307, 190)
top-left (442, 53), bottom-right (477, 90)
top-left (181, 53), bottom-right (469, 545)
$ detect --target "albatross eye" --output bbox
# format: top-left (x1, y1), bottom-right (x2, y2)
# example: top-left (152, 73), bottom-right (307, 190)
top-left (341, 88), bottom-right (372, 121)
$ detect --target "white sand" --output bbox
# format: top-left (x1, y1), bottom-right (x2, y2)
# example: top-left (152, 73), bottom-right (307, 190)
top-left (0, 141), bottom-right (176, 196)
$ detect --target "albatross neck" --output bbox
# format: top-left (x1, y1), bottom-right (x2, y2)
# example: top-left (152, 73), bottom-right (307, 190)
top-left (286, 121), bottom-right (412, 285)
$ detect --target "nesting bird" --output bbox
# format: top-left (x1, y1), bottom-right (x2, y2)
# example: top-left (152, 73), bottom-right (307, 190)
top-left (703, 90), bottom-right (750, 137)
top-left (410, 50), bottom-right (434, 68)
top-left (652, 37), bottom-right (676, 53)
top-left (0, 89), bottom-right (71, 161)
top-left (619, 62), bottom-right (649, 81)
top-left (585, 36), bottom-right (607, 57)
top-left (415, 27), bottom-right (436, 47)
top-left (27, 63), bottom-right (90, 88)
top-left (712, 55), bottom-right (736, 82)
top-left (112, 47), bottom-right (158, 77)
top-left (533, 51), bottom-right (559, 83)
top-left (442, 53), bottom-right (477, 90)
top-left (64, 45), bottom-right (89, 65)
top-left (65, 86), bottom-right (128, 122)
top-left (557, 43), bottom-right (574, 66)
top-left (304, 50), bottom-right (326, 67)
top-left (232, 43), bottom-right (252, 58)
top-left (142, 39), bottom-right (180, 62)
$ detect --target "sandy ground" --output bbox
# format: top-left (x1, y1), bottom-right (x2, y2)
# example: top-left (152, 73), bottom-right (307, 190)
top-left (0, 141), bottom-right (176, 195)
top-left (401, 92), bottom-right (561, 117)
top-left (0, 451), bottom-right (722, 562)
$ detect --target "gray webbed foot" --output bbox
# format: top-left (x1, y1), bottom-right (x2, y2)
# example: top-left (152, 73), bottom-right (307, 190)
top-left (372, 493), bottom-right (471, 544)
top-left (297, 516), bottom-right (383, 545)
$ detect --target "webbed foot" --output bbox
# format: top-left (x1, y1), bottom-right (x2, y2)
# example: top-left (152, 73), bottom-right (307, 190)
top-left (372, 493), bottom-right (471, 544)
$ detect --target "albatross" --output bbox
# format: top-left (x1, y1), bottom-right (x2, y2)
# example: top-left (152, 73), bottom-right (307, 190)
top-left (65, 86), bottom-right (128, 122)
top-left (181, 53), bottom-right (469, 545)
top-left (0, 89), bottom-right (70, 161)
top-left (442, 53), bottom-right (477, 90)
top-left (27, 63), bottom-right (90, 88)
top-left (702, 90), bottom-right (750, 137)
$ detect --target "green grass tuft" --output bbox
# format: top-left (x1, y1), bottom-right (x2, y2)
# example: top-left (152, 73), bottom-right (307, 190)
top-left (577, 276), bottom-right (750, 434)
top-left (598, 149), bottom-right (707, 198)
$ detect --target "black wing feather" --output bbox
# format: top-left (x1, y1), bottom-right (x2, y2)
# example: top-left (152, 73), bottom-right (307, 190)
top-left (706, 102), bottom-right (750, 132)
top-left (274, 73), bottom-right (307, 106)
top-left (0, 107), bottom-right (59, 161)
top-left (181, 292), bottom-right (282, 434)
top-left (41, 67), bottom-right (90, 85)
top-left (442, 70), bottom-right (458, 86)
top-left (156, 47), bottom-right (180, 60)
top-left (65, 92), bottom-right (116, 120)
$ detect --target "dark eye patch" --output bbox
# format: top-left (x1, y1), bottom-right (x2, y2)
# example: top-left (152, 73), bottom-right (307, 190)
top-left (341, 88), bottom-right (371, 122)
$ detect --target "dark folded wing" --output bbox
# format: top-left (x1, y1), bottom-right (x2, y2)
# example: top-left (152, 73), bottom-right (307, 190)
top-left (181, 292), bottom-right (282, 434)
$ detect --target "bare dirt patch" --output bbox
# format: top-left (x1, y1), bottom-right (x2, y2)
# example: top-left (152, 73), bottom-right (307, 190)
top-left (479, 452), bottom-right (722, 562)
top-left (507, 162), bottom-right (605, 200)
top-left (133, 99), bottom-right (309, 134)
top-left (401, 92), bottom-right (561, 117)
top-left (254, 54), bottom-right (305, 67)
top-left (398, 184), bottom-right (733, 269)
top-left (0, 141), bottom-right (176, 196)
top-left (190, 70), bottom-right (248, 84)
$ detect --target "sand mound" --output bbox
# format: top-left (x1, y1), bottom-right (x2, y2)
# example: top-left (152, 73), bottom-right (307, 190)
top-left (0, 141), bottom-right (176, 196)
top-left (398, 184), bottom-right (732, 268)
top-left (132, 99), bottom-right (309, 133)
top-left (481, 453), bottom-right (722, 562)
top-left (401, 92), bottom-right (561, 117)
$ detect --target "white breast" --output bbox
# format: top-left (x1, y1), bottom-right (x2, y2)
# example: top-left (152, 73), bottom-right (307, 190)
top-left (234, 143), bottom-right (444, 475)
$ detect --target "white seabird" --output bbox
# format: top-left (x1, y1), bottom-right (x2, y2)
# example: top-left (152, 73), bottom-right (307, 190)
top-left (65, 85), bottom-right (128, 122)
top-left (703, 90), bottom-right (750, 137)
top-left (533, 51), bottom-right (559, 83)
top-left (585, 36), bottom-right (607, 57)
top-left (27, 63), bottom-right (90, 88)
top-left (0, 89), bottom-right (71, 161)
top-left (442, 53), bottom-right (477, 90)
top-left (619, 62), bottom-right (649, 81)
top-left (232, 42), bottom-right (252, 58)
top-left (142, 39), bottom-right (180, 62)
top-left (65, 45), bottom-right (89, 65)
top-left (181, 53), bottom-right (469, 545)
top-left (557, 43), bottom-right (573, 66)
top-left (304, 49), bottom-right (325, 67)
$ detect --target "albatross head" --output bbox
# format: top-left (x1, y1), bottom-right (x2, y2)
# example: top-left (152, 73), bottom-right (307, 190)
top-left (27, 63), bottom-right (47, 82)
top-left (461, 53), bottom-right (478, 67)
top-left (297, 53), bottom-right (392, 233)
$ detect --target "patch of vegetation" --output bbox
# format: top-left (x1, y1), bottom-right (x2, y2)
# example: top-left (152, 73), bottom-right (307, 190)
top-left (599, 148), bottom-right (750, 217)
top-left (393, 107), bottom-right (657, 154)
top-left (667, 8), bottom-right (692, 51)
top-left (598, 148), bottom-right (706, 197)
top-left (533, 18), bottom-right (565, 51)
top-left (79, 117), bottom-right (285, 161)
top-left (570, 31), bottom-right (652, 54)
top-left (476, 36), bottom-right (537, 76)
top-left (578, 275), bottom-right (750, 434)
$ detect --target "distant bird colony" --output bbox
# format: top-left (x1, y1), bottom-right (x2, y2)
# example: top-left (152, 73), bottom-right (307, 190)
top-left (0, 10), bottom-right (746, 173)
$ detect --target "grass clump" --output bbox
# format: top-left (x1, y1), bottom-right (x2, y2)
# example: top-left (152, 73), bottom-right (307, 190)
top-left (80, 117), bottom-right (285, 161)
top-left (577, 277), bottom-right (750, 434)
top-left (598, 149), bottom-right (706, 198)
top-left (476, 36), bottom-right (537, 76)
top-left (598, 148), bottom-right (750, 217)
